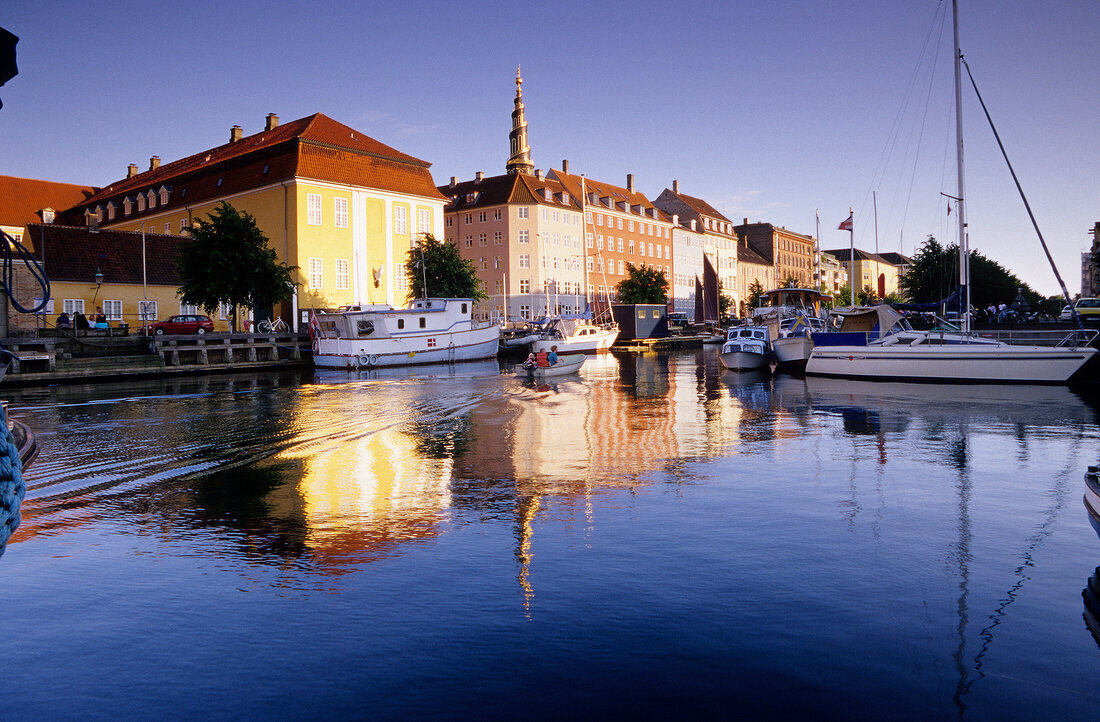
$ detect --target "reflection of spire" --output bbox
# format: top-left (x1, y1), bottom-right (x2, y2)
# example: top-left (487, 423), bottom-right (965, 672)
top-left (506, 66), bottom-right (534, 176)
top-left (515, 493), bottom-right (541, 618)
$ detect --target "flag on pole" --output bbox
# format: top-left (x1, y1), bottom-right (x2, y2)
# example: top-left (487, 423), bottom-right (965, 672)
top-left (838, 213), bottom-right (853, 231)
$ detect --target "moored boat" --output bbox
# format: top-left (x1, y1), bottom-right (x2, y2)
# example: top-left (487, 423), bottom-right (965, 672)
top-left (752, 288), bottom-right (833, 369)
top-left (528, 317), bottom-right (618, 354)
top-left (309, 298), bottom-right (500, 369)
top-left (718, 325), bottom-right (771, 371)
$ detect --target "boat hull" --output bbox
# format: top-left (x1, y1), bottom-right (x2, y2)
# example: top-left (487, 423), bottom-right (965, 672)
top-left (806, 343), bottom-right (1096, 383)
top-left (314, 326), bottom-right (500, 369)
top-left (529, 354), bottom-right (586, 378)
top-left (718, 350), bottom-right (769, 371)
top-left (530, 331), bottom-right (618, 354)
top-left (772, 336), bottom-right (812, 367)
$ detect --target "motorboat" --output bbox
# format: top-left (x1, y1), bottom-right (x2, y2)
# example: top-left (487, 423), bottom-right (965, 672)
top-left (1086, 465), bottom-right (1100, 525)
top-left (309, 298), bottom-right (500, 369)
top-left (718, 325), bottom-right (771, 371)
top-left (752, 288), bottom-right (833, 369)
top-left (527, 317), bottom-right (618, 354)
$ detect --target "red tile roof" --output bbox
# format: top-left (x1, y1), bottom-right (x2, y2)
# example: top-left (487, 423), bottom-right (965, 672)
top-left (27, 224), bottom-right (183, 286)
top-left (0, 175), bottom-right (98, 228)
top-left (77, 113), bottom-right (444, 215)
top-left (550, 169), bottom-right (670, 222)
top-left (671, 191), bottom-right (733, 225)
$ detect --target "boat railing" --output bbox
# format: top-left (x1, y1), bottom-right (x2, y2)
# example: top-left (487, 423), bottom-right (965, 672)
top-left (970, 327), bottom-right (1098, 348)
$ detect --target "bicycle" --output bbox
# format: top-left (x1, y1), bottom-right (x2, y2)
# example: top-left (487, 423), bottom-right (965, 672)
top-left (256, 317), bottom-right (288, 333)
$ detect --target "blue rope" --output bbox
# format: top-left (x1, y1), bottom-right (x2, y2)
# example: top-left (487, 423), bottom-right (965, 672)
top-left (0, 403), bottom-right (26, 558)
top-left (1, 227), bottom-right (50, 313)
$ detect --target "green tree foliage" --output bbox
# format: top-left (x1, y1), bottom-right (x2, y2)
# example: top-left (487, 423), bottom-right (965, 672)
top-left (717, 280), bottom-right (733, 318)
top-left (615, 263), bottom-right (669, 304)
top-left (177, 202), bottom-right (296, 331)
top-left (404, 233), bottom-right (487, 302)
top-left (899, 235), bottom-right (1050, 311)
top-left (747, 279), bottom-right (766, 309)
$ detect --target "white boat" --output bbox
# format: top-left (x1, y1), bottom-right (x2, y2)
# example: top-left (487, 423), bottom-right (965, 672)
top-left (752, 288), bottom-right (833, 368)
top-left (1086, 465), bottom-right (1100, 524)
top-left (528, 317), bottom-right (618, 354)
top-left (309, 298), bottom-right (500, 369)
top-left (525, 353), bottom-right (586, 379)
top-left (718, 325), bottom-right (771, 371)
top-left (805, 1), bottom-right (1097, 384)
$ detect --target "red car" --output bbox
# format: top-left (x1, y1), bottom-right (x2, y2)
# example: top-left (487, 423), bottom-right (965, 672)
top-left (148, 314), bottom-right (215, 335)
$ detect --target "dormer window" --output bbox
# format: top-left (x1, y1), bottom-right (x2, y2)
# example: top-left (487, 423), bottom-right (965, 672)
top-left (543, 188), bottom-right (552, 201)
top-left (123, 197), bottom-right (133, 215)
top-left (146, 190), bottom-right (157, 209)
top-left (466, 192), bottom-right (478, 203)
top-left (158, 186), bottom-right (170, 205)
top-left (136, 194), bottom-right (146, 212)
top-left (94, 205), bottom-right (103, 222)
top-left (107, 202), bottom-right (117, 220)
top-left (561, 193), bottom-right (570, 204)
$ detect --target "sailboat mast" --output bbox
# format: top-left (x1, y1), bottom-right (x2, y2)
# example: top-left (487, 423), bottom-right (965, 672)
top-left (953, 0), bottom-right (970, 332)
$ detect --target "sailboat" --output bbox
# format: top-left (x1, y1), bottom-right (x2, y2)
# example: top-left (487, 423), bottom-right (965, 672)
top-left (805, 0), bottom-right (1097, 384)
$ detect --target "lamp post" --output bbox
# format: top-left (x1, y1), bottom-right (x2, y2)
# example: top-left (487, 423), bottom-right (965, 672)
top-left (92, 267), bottom-right (103, 308)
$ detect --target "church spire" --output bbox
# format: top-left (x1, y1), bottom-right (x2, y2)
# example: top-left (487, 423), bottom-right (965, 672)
top-left (506, 66), bottom-right (534, 176)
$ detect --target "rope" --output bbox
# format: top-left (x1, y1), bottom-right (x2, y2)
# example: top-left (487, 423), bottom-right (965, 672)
top-left (0, 403), bottom-right (26, 558)
top-left (1, 227), bottom-right (50, 313)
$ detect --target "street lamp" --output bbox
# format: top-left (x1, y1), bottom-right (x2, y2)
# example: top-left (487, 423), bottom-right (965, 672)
top-left (92, 267), bottom-right (104, 307)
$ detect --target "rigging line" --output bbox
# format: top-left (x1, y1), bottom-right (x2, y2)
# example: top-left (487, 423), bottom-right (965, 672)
top-left (895, 5), bottom-right (949, 251)
top-left (859, 0), bottom-right (949, 247)
top-left (1, 228), bottom-right (50, 313)
top-left (961, 57), bottom-right (1082, 330)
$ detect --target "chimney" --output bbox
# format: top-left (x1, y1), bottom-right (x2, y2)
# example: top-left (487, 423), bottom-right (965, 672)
top-left (475, 171), bottom-right (485, 183)
top-left (265, 113), bottom-right (279, 130)
top-left (673, 179), bottom-right (679, 194)
top-left (743, 217), bottom-right (748, 225)
top-left (562, 159), bottom-right (569, 174)
top-left (449, 176), bottom-right (457, 189)
top-left (230, 125), bottom-right (243, 143)
top-left (627, 174), bottom-right (634, 193)
top-left (127, 164), bottom-right (139, 178)
top-left (535, 169), bottom-right (544, 180)
top-left (149, 155), bottom-right (161, 171)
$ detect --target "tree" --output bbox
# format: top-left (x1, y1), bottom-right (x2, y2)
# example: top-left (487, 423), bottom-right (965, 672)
top-left (782, 275), bottom-right (799, 289)
top-left (177, 202), bottom-right (296, 331)
top-left (404, 233), bottom-right (487, 302)
top-left (615, 263), bottom-right (668, 304)
top-left (747, 279), bottom-right (766, 309)
top-left (900, 235), bottom-right (1047, 311)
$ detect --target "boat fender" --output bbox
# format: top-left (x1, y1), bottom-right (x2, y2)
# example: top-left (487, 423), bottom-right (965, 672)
top-left (369, 354), bottom-right (379, 366)
top-left (358, 354), bottom-right (370, 367)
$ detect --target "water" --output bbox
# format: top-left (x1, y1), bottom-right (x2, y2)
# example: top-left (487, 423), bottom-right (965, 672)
top-left (2, 351), bottom-right (1099, 720)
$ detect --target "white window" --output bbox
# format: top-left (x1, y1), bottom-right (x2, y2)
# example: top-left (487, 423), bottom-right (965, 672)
top-left (107, 202), bottom-right (117, 220)
top-left (519, 304), bottom-right (531, 320)
top-left (552, 210), bottom-right (559, 222)
top-left (308, 257), bottom-right (323, 289)
top-left (139, 300), bottom-right (157, 322)
top-left (597, 235), bottom-right (604, 250)
top-left (480, 257), bottom-right (488, 269)
top-left (596, 214), bottom-right (603, 226)
top-left (479, 233), bottom-right (487, 246)
top-left (395, 263), bottom-right (408, 293)
top-left (629, 240), bottom-right (635, 254)
top-left (519, 279), bottom-right (530, 293)
top-left (418, 209), bottom-right (431, 234)
top-left (123, 197), bottom-right (132, 215)
top-left (494, 256), bottom-right (503, 269)
top-left (519, 254), bottom-right (530, 268)
top-left (307, 194), bottom-right (322, 225)
top-left (334, 197), bottom-right (348, 228)
top-left (164, 222), bottom-right (171, 234)
top-left (617, 218), bottom-right (623, 230)
top-left (180, 303), bottom-right (198, 315)
top-left (518, 207), bottom-right (529, 219)
top-left (628, 220), bottom-right (634, 232)
top-left (519, 230), bottom-right (529, 244)
top-left (394, 206), bottom-right (407, 234)
top-left (336, 259), bottom-right (350, 290)
top-left (493, 231), bottom-right (502, 245)
top-left (618, 239), bottom-right (624, 252)
top-left (464, 235), bottom-right (473, 248)
top-left (586, 233), bottom-right (594, 248)
top-left (618, 260), bottom-right (625, 274)
top-left (159, 187), bottom-right (169, 205)
top-left (137, 194), bottom-right (146, 212)
top-left (147, 191), bottom-right (156, 209)
top-left (100, 300), bottom-right (122, 321)
top-left (63, 299), bottom-right (84, 315)
top-left (180, 218), bottom-right (188, 233)
top-left (218, 302), bottom-right (231, 320)
top-left (493, 209), bottom-right (502, 220)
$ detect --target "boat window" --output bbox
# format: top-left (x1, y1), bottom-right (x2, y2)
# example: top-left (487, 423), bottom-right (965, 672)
top-left (461, 303), bottom-right (468, 314)
top-left (397, 319), bottom-right (404, 329)
top-left (357, 320), bottom-right (375, 337)
top-left (419, 317), bottom-right (426, 328)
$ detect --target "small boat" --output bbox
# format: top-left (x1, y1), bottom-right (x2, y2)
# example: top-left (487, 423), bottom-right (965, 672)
top-left (527, 353), bottom-right (586, 379)
top-left (1086, 465), bottom-right (1100, 525)
top-left (528, 317), bottom-right (618, 354)
top-left (718, 325), bottom-right (771, 371)
top-left (752, 288), bottom-right (833, 369)
top-left (309, 298), bottom-right (500, 369)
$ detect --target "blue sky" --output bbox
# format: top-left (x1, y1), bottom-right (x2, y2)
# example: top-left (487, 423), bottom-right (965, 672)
top-left (2, 0), bottom-right (1096, 296)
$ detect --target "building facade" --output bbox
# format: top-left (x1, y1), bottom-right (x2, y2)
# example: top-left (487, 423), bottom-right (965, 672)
top-left (69, 113), bottom-right (447, 330)
top-left (735, 220), bottom-right (816, 289)
top-left (653, 181), bottom-right (738, 311)
top-left (822, 248), bottom-right (903, 299)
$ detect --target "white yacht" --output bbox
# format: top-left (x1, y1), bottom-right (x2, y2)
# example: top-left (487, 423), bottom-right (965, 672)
top-left (718, 325), bottom-right (771, 371)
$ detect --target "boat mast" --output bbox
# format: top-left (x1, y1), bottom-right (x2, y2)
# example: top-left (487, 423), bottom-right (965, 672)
top-left (581, 176), bottom-right (590, 314)
top-left (953, 0), bottom-right (970, 333)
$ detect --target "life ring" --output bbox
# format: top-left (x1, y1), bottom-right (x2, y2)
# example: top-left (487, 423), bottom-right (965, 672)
top-left (358, 354), bottom-right (371, 367)
top-left (369, 354), bottom-right (379, 366)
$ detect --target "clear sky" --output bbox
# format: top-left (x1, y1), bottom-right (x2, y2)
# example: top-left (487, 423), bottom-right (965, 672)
top-left (2, 0), bottom-right (1096, 296)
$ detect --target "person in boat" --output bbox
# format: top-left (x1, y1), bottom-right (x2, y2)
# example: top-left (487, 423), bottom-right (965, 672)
top-left (521, 352), bottom-right (537, 371)
top-left (547, 345), bottom-right (559, 366)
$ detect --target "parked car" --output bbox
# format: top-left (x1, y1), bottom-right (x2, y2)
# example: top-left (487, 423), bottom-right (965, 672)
top-left (1060, 298), bottom-right (1100, 322)
top-left (147, 314), bottom-right (215, 335)
top-left (666, 312), bottom-right (691, 334)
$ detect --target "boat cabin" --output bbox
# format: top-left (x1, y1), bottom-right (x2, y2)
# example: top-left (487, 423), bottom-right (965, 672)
top-left (312, 298), bottom-right (476, 340)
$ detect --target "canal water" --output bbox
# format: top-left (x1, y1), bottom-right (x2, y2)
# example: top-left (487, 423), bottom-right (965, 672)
top-left (2, 350), bottom-right (1099, 720)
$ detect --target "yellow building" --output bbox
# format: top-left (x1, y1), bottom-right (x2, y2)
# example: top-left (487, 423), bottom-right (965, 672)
top-left (822, 247), bottom-right (903, 300)
top-left (67, 113), bottom-right (447, 330)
